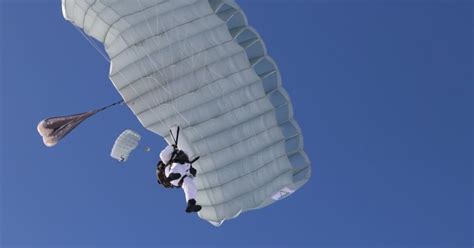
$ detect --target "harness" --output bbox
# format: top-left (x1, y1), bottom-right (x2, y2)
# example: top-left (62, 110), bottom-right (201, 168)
top-left (156, 152), bottom-right (200, 188)
top-left (156, 126), bottom-right (200, 188)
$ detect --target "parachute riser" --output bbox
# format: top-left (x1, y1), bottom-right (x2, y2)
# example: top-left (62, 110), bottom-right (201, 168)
top-left (169, 126), bottom-right (180, 147)
top-left (95, 99), bottom-right (124, 113)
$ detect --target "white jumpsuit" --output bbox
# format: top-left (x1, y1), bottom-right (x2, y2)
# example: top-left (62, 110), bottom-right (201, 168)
top-left (160, 145), bottom-right (197, 202)
top-left (164, 162), bottom-right (197, 202)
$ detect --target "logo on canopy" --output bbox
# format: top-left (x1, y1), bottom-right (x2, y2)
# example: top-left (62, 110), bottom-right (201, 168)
top-left (271, 187), bottom-right (295, 201)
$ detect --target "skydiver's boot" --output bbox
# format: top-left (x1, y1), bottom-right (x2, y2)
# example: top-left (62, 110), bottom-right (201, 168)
top-left (185, 199), bottom-right (202, 213)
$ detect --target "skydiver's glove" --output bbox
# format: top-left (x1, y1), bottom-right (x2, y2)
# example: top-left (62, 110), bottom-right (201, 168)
top-left (167, 173), bottom-right (181, 181)
top-left (189, 166), bottom-right (197, 177)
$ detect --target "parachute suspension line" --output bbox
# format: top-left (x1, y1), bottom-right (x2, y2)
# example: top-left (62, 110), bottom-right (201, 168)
top-left (72, 27), bottom-right (126, 113)
top-left (115, 10), bottom-right (191, 138)
top-left (169, 126), bottom-right (180, 146)
top-left (74, 26), bottom-right (110, 62)
top-left (94, 99), bottom-right (124, 113)
top-left (101, 6), bottom-right (222, 172)
top-left (108, 0), bottom-right (173, 133)
top-left (118, 7), bottom-right (221, 171)
top-left (154, 8), bottom-right (220, 171)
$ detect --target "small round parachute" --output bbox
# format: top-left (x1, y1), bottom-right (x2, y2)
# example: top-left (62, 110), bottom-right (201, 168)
top-left (110, 129), bottom-right (141, 162)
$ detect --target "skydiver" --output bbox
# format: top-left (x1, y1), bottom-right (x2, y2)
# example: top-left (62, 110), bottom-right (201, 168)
top-left (156, 144), bottom-right (201, 213)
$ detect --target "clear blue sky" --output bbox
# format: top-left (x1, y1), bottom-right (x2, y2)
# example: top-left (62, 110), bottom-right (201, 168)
top-left (1, 1), bottom-right (472, 247)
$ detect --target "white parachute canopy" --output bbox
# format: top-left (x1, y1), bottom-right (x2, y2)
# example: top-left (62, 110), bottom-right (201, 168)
top-left (62, 0), bottom-right (311, 226)
top-left (110, 129), bottom-right (141, 162)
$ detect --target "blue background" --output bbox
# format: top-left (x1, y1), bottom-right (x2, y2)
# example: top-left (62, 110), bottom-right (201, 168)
top-left (1, 0), bottom-right (472, 247)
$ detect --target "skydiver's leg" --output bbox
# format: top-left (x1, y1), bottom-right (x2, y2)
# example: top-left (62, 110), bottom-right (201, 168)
top-left (182, 177), bottom-right (201, 213)
top-left (182, 177), bottom-right (197, 202)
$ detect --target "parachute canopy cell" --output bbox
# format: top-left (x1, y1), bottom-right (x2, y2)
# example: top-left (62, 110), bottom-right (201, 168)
top-left (110, 129), bottom-right (141, 162)
top-left (62, 0), bottom-right (311, 226)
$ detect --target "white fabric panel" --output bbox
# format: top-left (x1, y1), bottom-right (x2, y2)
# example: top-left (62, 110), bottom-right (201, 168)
top-left (106, 0), bottom-right (207, 55)
top-left (83, 0), bottom-right (112, 33)
top-left (149, 92), bottom-right (274, 136)
top-left (140, 80), bottom-right (265, 132)
top-left (62, 0), bottom-right (311, 226)
top-left (103, 0), bottom-right (175, 46)
top-left (111, 41), bottom-right (243, 90)
top-left (180, 94), bottom-right (279, 142)
top-left (71, 0), bottom-right (91, 26)
top-left (198, 155), bottom-right (292, 205)
top-left (62, 0), bottom-right (75, 22)
top-left (136, 74), bottom-right (261, 127)
top-left (197, 125), bottom-right (286, 172)
top-left (192, 110), bottom-right (280, 155)
top-left (119, 51), bottom-right (249, 111)
top-left (199, 169), bottom-right (294, 223)
top-left (109, 23), bottom-right (232, 79)
top-left (111, 15), bottom-right (226, 73)
top-left (195, 140), bottom-right (289, 189)
top-left (133, 68), bottom-right (258, 115)
top-left (85, 0), bottom-right (121, 42)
